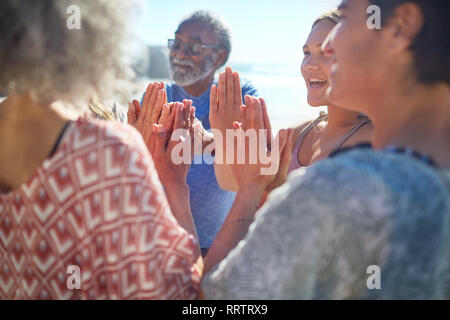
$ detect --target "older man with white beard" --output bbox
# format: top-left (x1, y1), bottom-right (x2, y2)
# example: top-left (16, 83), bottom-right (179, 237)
top-left (144, 11), bottom-right (259, 256)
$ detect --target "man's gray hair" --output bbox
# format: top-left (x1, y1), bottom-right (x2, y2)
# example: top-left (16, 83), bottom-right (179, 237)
top-left (178, 10), bottom-right (232, 67)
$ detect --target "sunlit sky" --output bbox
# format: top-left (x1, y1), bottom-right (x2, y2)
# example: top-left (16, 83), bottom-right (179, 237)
top-left (136, 0), bottom-right (341, 66)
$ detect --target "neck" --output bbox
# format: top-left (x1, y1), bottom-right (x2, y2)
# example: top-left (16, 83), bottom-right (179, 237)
top-left (181, 72), bottom-right (215, 97)
top-left (0, 93), bottom-right (76, 191)
top-left (369, 83), bottom-right (450, 165)
top-left (326, 103), bottom-right (363, 128)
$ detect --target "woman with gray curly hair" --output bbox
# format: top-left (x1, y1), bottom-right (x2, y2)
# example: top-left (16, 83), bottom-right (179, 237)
top-left (0, 0), bottom-right (201, 299)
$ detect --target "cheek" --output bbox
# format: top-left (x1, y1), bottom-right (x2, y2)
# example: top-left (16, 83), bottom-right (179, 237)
top-left (194, 56), bottom-right (206, 67)
top-left (300, 61), bottom-right (307, 81)
top-left (319, 56), bottom-right (332, 80)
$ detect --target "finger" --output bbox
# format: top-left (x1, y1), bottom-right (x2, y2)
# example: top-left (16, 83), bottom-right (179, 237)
top-left (142, 83), bottom-right (155, 118)
top-left (225, 67), bottom-right (234, 107)
top-left (173, 102), bottom-right (185, 131)
top-left (142, 116), bottom-right (153, 148)
top-left (243, 95), bottom-right (252, 130)
top-left (218, 72), bottom-right (226, 109)
top-left (158, 103), bottom-right (170, 126)
top-left (167, 103), bottom-right (186, 150)
top-left (210, 84), bottom-right (218, 113)
top-left (248, 97), bottom-right (265, 156)
top-left (151, 89), bottom-right (165, 124)
top-left (159, 82), bottom-right (168, 104)
top-left (182, 99), bottom-right (192, 127)
top-left (127, 102), bottom-right (136, 125)
top-left (259, 97), bottom-right (272, 150)
top-left (142, 83), bottom-right (153, 111)
top-left (277, 129), bottom-right (289, 156)
top-left (281, 129), bottom-right (294, 165)
top-left (146, 83), bottom-right (160, 122)
top-left (165, 103), bottom-right (177, 134)
top-left (150, 124), bottom-right (169, 157)
top-left (245, 96), bottom-right (260, 130)
top-left (132, 99), bottom-right (141, 117)
top-left (138, 83), bottom-right (154, 130)
top-left (189, 106), bottom-right (196, 135)
top-left (273, 129), bottom-right (291, 172)
top-left (168, 102), bottom-right (175, 115)
top-left (252, 97), bottom-right (265, 130)
top-left (233, 72), bottom-right (242, 106)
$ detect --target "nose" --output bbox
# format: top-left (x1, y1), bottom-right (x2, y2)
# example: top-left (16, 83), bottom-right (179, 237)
top-left (302, 55), bottom-right (320, 72)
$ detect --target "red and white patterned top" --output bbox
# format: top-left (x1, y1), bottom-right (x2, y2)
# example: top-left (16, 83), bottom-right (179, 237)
top-left (0, 118), bottom-right (200, 299)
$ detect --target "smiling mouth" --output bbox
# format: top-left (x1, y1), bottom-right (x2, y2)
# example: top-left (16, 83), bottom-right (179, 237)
top-left (309, 78), bottom-right (327, 89)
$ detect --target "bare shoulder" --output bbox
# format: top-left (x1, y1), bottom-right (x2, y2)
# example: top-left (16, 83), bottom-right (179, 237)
top-left (288, 119), bottom-right (314, 142)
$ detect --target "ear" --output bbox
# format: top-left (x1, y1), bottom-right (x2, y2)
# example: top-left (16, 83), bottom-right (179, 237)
top-left (213, 48), bottom-right (228, 69)
top-left (383, 3), bottom-right (424, 54)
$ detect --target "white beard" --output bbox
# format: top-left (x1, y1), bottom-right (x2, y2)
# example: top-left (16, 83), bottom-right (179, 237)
top-left (170, 54), bottom-right (217, 87)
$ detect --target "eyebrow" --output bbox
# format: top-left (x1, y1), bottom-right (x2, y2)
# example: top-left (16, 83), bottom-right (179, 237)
top-left (174, 32), bottom-right (202, 42)
top-left (188, 35), bottom-right (202, 42)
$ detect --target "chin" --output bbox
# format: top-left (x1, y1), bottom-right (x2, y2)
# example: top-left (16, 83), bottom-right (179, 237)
top-left (307, 96), bottom-right (327, 107)
top-left (326, 84), bottom-right (342, 105)
top-left (326, 85), bottom-right (359, 112)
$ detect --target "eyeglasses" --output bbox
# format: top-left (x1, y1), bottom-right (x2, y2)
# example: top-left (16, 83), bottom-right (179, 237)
top-left (168, 39), bottom-right (220, 56)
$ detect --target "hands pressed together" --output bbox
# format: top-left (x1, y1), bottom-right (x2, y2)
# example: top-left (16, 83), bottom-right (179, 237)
top-left (129, 72), bottom-right (294, 194)
top-left (128, 72), bottom-right (295, 275)
top-left (127, 82), bottom-right (196, 187)
top-left (210, 67), bottom-right (294, 194)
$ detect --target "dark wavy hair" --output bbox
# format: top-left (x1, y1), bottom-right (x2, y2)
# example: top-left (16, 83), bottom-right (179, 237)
top-left (369, 0), bottom-right (450, 85)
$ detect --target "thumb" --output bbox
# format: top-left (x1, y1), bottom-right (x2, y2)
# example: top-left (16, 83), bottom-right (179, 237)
top-left (276, 129), bottom-right (294, 175)
top-left (127, 101), bottom-right (136, 125)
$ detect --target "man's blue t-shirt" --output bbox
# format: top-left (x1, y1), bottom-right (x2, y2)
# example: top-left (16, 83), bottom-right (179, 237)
top-left (165, 80), bottom-right (259, 249)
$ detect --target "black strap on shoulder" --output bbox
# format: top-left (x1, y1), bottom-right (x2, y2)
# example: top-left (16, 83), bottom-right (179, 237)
top-left (48, 121), bottom-right (72, 159)
top-left (329, 142), bottom-right (373, 158)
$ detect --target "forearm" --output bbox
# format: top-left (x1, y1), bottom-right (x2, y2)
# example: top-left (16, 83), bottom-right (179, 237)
top-left (203, 184), bottom-right (265, 275)
top-left (164, 181), bottom-right (200, 249)
top-left (164, 181), bottom-right (205, 287)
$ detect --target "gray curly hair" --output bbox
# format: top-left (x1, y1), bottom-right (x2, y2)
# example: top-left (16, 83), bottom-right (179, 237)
top-left (178, 10), bottom-right (232, 67)
top-left (0, 0), bottom-right (135, 108)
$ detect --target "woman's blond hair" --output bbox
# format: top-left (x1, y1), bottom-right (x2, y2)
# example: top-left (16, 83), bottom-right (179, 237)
top-left (312, 10), bottom-right (342, 28)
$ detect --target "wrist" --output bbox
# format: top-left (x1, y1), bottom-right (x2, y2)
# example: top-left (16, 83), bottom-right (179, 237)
top-left (236, 183), bottom-right (266, 207)
top-left (163, 179), bottom-right (189, 195)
